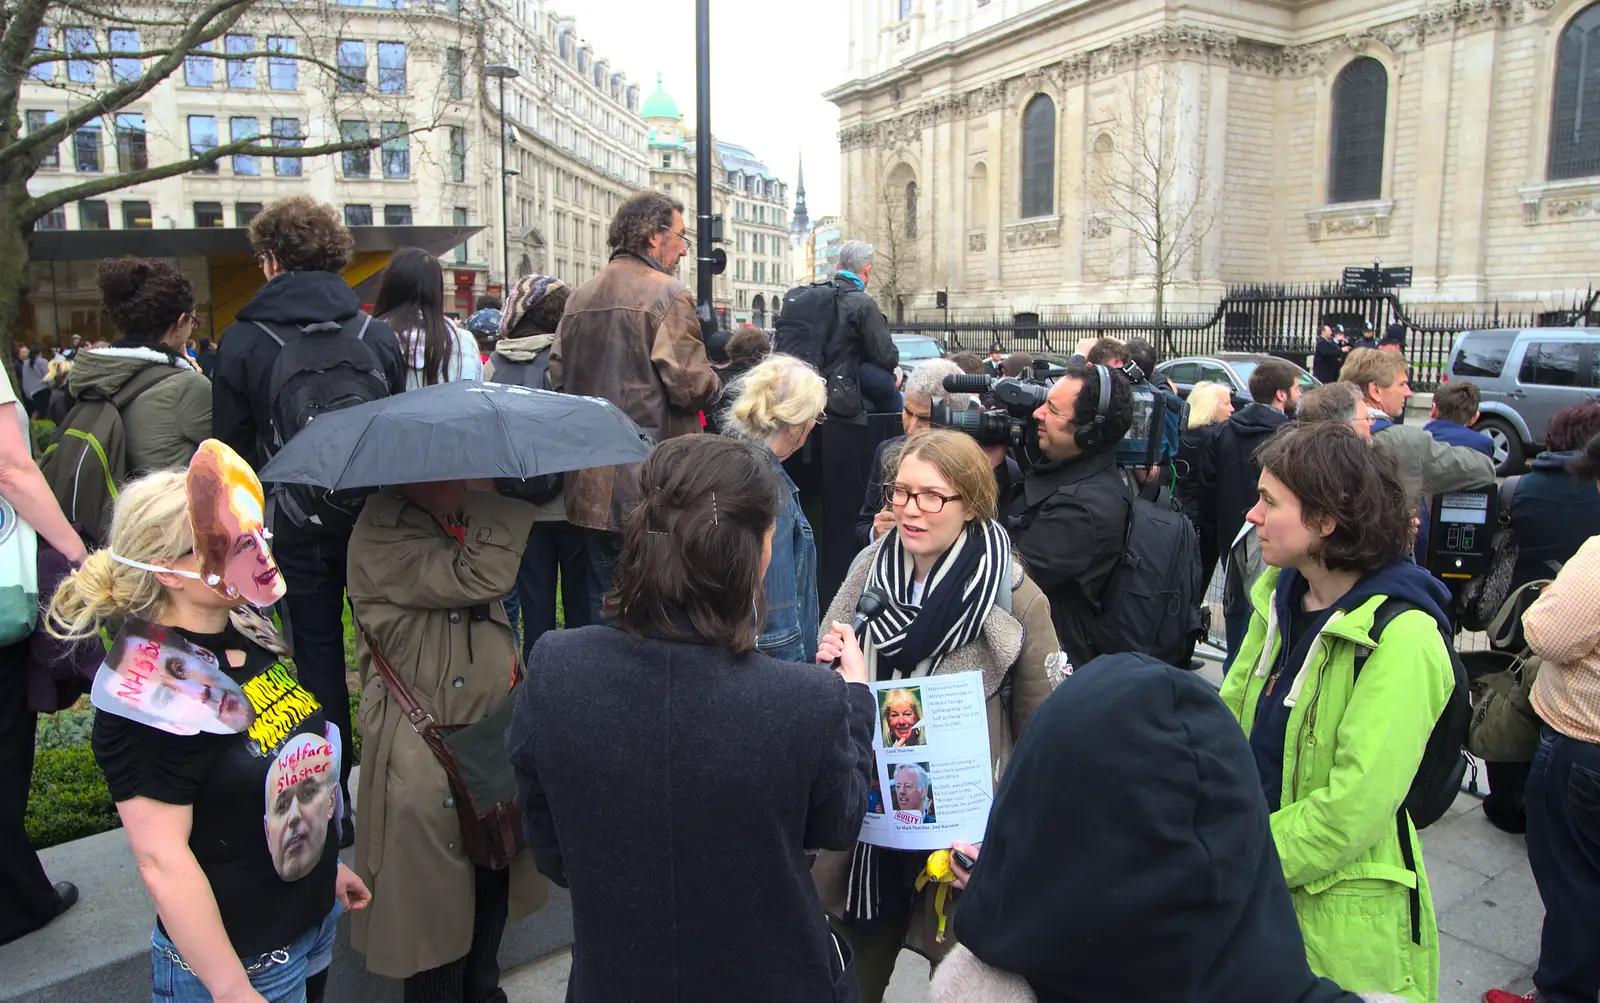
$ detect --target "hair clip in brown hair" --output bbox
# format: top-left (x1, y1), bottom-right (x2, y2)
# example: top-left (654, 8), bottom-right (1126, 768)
top-left (711, 492), bottom-right (718, 526)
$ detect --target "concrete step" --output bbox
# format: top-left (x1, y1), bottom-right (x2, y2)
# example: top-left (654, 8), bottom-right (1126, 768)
top-left (0, 768), bottom-right (575, 1002)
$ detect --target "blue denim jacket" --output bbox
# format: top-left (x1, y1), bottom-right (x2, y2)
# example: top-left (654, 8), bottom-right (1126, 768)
top-left (758, 449), bottom-right (819, 662)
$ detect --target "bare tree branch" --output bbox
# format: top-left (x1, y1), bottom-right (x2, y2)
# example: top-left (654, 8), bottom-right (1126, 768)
top-left (18, 124), bottom-right (433, 222)
top-left (1, 0), bottom-right (254, 164)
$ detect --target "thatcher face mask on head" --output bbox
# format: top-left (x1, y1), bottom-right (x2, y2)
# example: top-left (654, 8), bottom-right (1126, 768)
top-left (188, 439), bottom-right (285, 607)
top-left (109, 439), bottom-right (286, 607)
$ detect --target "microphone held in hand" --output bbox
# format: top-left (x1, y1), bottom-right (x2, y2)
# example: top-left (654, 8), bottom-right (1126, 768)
top-left (820, 586), bottom-right (891, 665)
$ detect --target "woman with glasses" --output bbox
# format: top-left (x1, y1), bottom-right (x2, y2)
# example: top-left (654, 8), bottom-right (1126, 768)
top-left (724, 354), bottom-right (826, 662)
top-left (69, 256), bottom-right (212, 480)
top-left (815, 429), bottom-right (1060, 1003)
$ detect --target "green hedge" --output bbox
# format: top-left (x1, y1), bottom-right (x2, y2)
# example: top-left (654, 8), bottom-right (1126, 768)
top-left (26, 744), bottom-right (119, 849)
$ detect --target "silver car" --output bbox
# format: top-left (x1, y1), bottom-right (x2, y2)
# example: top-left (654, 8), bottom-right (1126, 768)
top-left (1447, 328), bottom-right (1600, 474)
top-left (1155, 352), bottom-right (1318, 405)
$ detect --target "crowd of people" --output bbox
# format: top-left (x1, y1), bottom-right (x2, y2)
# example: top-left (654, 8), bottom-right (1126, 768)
top-left (0, 189), bottom-right (1595, 1003)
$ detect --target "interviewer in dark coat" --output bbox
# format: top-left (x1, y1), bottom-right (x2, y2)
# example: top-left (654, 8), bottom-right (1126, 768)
top-left (507, 434), bottom-right (877, 1002)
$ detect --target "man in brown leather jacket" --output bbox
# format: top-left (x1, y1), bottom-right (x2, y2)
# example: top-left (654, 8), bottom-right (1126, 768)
top-left (549, 191), bottom-right (720, 620)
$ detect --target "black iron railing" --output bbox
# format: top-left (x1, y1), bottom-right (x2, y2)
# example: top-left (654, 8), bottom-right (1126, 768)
top-left (892, 284), bottom-right (1599, 391)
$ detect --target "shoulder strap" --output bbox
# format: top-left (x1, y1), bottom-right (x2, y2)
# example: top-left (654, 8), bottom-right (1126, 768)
top-left (109, 365), bottom-right (183, 410)
top-left (253, 320), bottom-right (288, 346)
top-left (355, 313), bottom-right (372, 340)
top-left (1352, 598), bottom-right (1419, 678)
top-left (1497, 475), bottom-right (1522, 524)
top-left (1486, 578), bottom-right (1555, 648)
top-left (355, 620), bottom-right (472, 784)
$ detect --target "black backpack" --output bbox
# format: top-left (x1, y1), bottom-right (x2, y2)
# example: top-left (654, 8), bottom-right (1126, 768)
top-left (485, 347), bottom-right (563, 505)
top-left (1087, 493), bottom-right (1208, 667)
top-left (1354, 599), bottom-right (1471, 830)
top-left (39, 365), bottom-right (182, 544)
top-left (774, 281), bottom-right (862, 419)
top-left (773, 282), bottom-right (838, 370)
top-left (255, 315), bottom-right (390, 534)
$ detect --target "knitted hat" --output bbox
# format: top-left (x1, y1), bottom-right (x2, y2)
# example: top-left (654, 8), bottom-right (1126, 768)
top-left (499, 274), bottom-right (567, 337)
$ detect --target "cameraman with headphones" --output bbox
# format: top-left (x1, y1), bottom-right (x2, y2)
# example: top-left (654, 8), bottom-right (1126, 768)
top-left (1007, 363), bottom-right (1135, 667)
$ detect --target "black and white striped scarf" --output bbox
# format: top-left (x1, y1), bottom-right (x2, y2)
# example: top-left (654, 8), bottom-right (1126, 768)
top-left (846, 519), bottom-right (1011, 925)
top-left (863, 519), bottom-right (1012, 681)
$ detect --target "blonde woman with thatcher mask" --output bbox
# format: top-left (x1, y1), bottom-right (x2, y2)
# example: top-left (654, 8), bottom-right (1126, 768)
top-left (50, 440), bottom-right (369, 1003)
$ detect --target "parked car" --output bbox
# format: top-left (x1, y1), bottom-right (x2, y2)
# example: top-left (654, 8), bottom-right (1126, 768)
top-left (891, 333), bottom-right (945, 385)
top-left (1446, 328), bottom-right (1600, 474)
top-left (1154, 352), bottom-right (1319, 406)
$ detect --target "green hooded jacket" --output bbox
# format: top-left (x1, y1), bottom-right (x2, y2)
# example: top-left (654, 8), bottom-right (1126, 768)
top-left (1218, 566), bottom-right (1454, 1003)
top-left (66, 346), bottom-right (210, 474)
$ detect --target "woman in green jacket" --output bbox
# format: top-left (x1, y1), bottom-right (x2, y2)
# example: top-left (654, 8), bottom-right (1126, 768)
top-left (1219, 423), bottom-right (1456, 1003)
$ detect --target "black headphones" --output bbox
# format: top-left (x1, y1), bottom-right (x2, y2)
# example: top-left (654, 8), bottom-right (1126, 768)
top-left (1073, 363), bottom-right (1114, 452)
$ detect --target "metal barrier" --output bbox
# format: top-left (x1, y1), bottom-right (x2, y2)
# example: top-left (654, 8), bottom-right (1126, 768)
top-left (895, 283), bottom-right (1599, 392)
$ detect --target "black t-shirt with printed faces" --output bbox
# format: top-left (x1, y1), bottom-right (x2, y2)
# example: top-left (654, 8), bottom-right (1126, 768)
top-left (92, 621), bottom-right (340, 956)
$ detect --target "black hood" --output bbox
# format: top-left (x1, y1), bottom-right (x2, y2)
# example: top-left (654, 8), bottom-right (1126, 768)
top-left (235, 271), bottom-right (364, 326)
top-left (954, 653), bottom-right (1359, 1003)
top-left (1230, 402), bottom-right (1292, 438)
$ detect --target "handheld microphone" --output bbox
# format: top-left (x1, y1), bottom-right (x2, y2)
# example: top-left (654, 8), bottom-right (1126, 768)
top-left (820, 587), bottom-right (890, 664)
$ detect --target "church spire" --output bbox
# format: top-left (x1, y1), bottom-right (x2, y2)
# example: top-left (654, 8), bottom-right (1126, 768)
top-left (792, 153), bottom-right (810, 235)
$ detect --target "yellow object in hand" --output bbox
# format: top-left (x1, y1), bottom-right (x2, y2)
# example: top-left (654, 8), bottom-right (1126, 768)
top-left (915, 849), bottom-right (959, 943)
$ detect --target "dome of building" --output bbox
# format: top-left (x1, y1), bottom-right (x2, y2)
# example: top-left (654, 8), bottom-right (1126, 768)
top-left (641, 73), bottom-right (680, 121)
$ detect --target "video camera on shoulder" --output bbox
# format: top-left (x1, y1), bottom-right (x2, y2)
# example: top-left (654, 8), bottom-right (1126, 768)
top-left (927, 373), bottom-right (1047, 449)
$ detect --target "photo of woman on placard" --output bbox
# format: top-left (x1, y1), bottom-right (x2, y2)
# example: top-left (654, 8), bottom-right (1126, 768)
top-left (879, 686), bottom-right (927, 747)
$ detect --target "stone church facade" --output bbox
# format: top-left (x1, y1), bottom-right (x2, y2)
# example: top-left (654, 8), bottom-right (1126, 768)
top-left (826, 0), bottom-right (1600, 319)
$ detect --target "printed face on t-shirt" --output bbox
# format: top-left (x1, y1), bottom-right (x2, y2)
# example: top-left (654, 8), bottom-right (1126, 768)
top-left (90, 623), bottom-right (255, 736)
top-left (263, 732), bottom-right (337, 882)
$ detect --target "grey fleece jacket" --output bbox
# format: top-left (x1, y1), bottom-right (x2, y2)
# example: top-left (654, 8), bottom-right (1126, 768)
top-left (67, 346), bottom-right (211, 474)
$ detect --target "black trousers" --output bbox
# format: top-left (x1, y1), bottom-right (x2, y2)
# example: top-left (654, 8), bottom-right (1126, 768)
top-left (272, 517), bottom-right (355, 802)
top-left (402, 866), bottom-right (512, 1003)
top-left (0, 643), bottom-right (60, 944)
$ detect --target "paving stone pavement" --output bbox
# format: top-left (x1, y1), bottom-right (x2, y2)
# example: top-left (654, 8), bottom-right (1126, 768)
top-left (498, 793), bottom-right (1539, 1003)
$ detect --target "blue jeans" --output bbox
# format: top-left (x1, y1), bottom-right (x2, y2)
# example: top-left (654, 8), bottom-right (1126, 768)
top-left (583, 531), bottom-right (620, 625)
top-left (1526, 725), bottom-right (1600, 1003)
top-left (151, 901), bottom-right (340, 1003)
top-left (859, 363), bottom-right (902, 414)
top-left (503, 521), bottom-right (590, 665)
top-left (1221, 609), bottom-right (1253, 675)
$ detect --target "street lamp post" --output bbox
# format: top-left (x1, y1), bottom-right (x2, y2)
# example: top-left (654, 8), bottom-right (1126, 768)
top-left (484, 62), bottom-right (520, 294)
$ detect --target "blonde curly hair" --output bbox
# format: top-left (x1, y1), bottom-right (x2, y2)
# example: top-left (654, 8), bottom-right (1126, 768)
top-left (47, 471), bottom-right (194, 642)
top-left (726, 354), bottom-right (827, 441)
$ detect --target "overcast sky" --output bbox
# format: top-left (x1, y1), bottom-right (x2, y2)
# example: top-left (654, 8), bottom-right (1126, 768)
top-left (567, 0), bottom-right (848, 220)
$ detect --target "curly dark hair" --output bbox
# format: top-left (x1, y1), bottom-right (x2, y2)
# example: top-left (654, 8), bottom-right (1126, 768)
top-left (726, 328), bottom-right (772, 369)
top-left (1255, 422), bottom-right (1413, 573)
top-left (97, 256), bottom-right (195, 342)
top-left (1064, 361), bottom-right (1134, 452)
top-left (608, 191), bottom-right (683, 258)
top-left (605, 436), bottom-right (781, 655)
top-left (248, 196), bottom-right (354, 273)
top-left (1545, 401), bottom-right (1600, 453)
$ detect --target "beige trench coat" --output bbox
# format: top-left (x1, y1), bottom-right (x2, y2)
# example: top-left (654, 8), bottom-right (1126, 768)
top-left (347, 489), bottom-right (547, 978)
top-left (813, 537), bottom-right (1062, 961)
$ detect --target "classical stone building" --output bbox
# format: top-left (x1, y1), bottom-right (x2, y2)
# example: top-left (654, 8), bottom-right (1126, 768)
top-left (491, 4), bottom-right (649, 290)
top-left (827, 0), bottom-right (1600, 319)
top-left (17, 0), bottom-right (648, 344)
top-left (642, 81), bottom-right (792, 328)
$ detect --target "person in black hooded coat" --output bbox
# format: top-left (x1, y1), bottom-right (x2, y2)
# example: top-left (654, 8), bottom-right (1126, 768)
top-left (940, 653), bottom-right (1396, 1003)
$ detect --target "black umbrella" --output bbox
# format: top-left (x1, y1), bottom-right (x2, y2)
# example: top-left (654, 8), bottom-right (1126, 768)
top-left (257, 381), bottom-right (652, 489)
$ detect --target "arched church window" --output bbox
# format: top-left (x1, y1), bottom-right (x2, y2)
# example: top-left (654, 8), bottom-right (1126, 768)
top-left (1020, 94), bottom-right (1055, 218)
top-left (1328, 58), bottom-right (1387, 203)
top-left (1549, 3), bottom-right (1600, 180)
